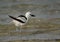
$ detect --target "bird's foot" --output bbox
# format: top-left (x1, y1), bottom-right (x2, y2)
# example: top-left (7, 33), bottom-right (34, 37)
top-left (16, 28), bottom-right (19, 32)
top-left (16, 29), bottom-right (19, 32)
top-left (16, 28), bottom-right (21, 32)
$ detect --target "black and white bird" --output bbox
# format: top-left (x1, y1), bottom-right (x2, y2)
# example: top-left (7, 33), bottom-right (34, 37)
top-left (8, 11), bottom-right (35, 31)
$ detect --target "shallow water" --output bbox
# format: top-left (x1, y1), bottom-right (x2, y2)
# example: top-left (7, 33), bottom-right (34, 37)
top-left (0, 0), bottom-right (60, 42)
top-left (0, 33), bottom-right (60, 41)
top-left (0, 0), bottom-right (60, 24)
top-left (0, 27), bottom-right (60, 42)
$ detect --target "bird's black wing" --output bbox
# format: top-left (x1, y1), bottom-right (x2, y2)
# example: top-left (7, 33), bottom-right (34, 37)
top-left (8, 15), bottom-right (25, 23)
top-left (18, 15), bottom-right (27, 20)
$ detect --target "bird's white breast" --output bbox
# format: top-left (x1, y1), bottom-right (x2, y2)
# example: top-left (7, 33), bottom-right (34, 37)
top-left (12, 17), bottom-right (26, 26)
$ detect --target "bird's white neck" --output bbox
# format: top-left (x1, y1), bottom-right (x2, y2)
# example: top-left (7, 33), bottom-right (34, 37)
top-left (25, 12), bottom-right (31, 20)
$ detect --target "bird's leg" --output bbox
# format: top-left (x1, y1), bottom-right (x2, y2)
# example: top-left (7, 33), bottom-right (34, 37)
top-left (20, 26), bottom-right (22, 32)
top-left (16, 26), bottom-right (19, 32)
top-left (20, 25), bottom-right (22, 40)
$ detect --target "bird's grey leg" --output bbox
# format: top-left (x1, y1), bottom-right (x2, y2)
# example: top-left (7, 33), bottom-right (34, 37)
top-left (15, 26), bottom-right (22, 32)
top-left (16, 26), bottom-right (20, 31)
top-left (20, 25), bottom-right (22, 32)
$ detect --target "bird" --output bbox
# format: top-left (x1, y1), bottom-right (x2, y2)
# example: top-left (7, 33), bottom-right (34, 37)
top-left (8, 11), bottom-right (35, 32)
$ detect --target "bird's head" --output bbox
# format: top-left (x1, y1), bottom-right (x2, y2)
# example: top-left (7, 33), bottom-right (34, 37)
top-left (25, 11), bottom-right (35, 18)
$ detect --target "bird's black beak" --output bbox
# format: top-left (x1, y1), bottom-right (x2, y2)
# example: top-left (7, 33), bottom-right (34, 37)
top-left (30, 14), bottom-right (35, 17)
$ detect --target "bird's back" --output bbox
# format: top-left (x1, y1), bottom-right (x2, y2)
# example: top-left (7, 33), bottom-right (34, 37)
top-left (12, 17), bottom-right (27, 26)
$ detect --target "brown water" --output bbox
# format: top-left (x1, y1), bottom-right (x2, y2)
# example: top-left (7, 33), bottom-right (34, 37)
top-left (0, 0), bottom-right (60, 42)
top-left (0, 0), bottom-right (60, 24)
